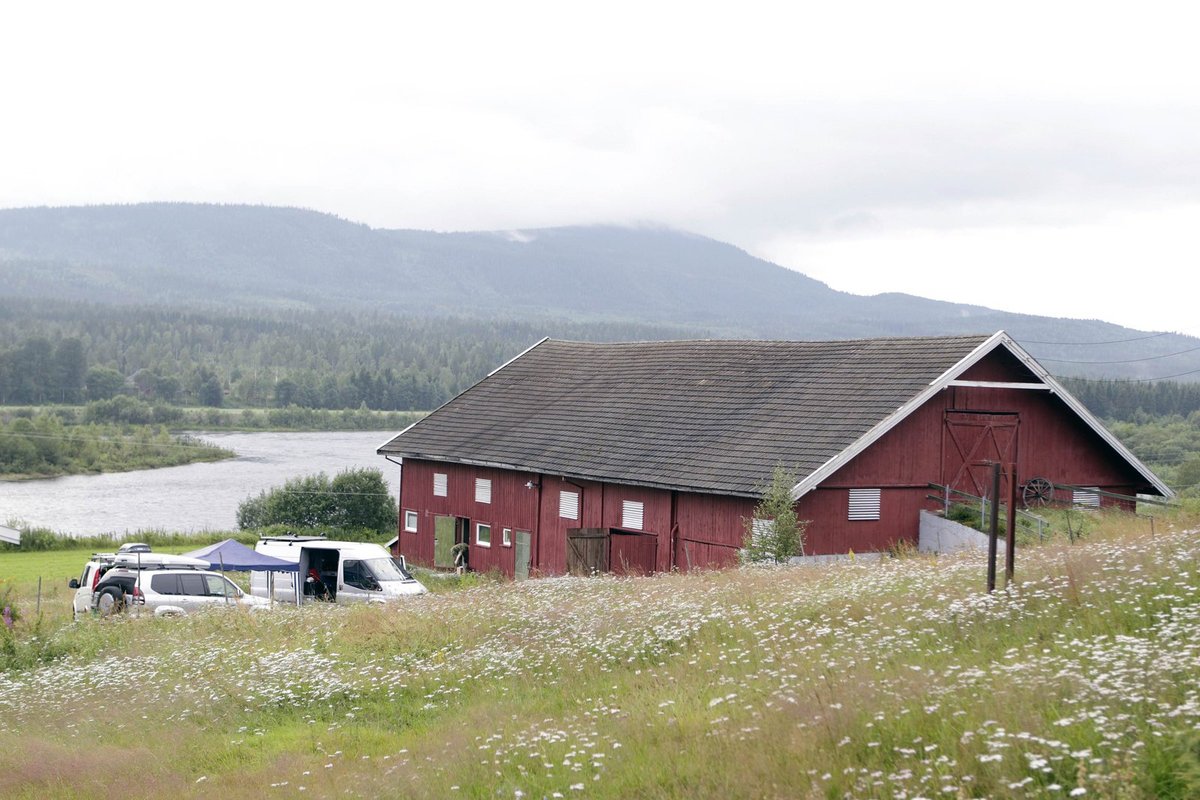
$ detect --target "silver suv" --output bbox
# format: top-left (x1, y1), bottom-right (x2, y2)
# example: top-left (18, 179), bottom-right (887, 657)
top-left (68, 544), bottom-right (154, 621)
top-left (92, 567), bottom-right (270, 617)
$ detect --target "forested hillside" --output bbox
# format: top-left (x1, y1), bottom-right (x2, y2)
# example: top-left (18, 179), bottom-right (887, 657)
top-left (0, 298), bottom-right (697, 410)
top-left (1, 203), bottom-right (1198, 382)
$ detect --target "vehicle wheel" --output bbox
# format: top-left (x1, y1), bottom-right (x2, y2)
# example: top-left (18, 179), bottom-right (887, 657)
top-left (96, 586), bottom-right (125, 616)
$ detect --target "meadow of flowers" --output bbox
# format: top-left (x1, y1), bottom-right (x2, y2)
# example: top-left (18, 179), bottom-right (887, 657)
top-left (1, 513), bottom-right (1198, 798)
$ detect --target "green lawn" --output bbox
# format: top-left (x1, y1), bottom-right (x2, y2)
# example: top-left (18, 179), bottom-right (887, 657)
top-left (0, 545), bottom-right (212, 627)
top-left (0, 548), bottom-right (92, 621)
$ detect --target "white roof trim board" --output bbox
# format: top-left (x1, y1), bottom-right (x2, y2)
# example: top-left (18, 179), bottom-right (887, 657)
top-left (488, 336), bottom-right (550, 377)
top-left (376, 337), bottom-right (551, 457)
top-left (791, 331), bottom-right (1173, 500)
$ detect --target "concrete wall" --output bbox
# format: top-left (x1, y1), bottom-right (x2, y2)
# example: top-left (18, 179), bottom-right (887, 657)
top-left (918, 510), bottom-right (1006, 556)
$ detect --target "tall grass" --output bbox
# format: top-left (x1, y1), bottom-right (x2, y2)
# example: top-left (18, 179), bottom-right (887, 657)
top-left (1, 507), bottom-right (1198, 798)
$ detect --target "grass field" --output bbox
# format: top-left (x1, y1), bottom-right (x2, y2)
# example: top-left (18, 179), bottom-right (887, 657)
top-left (2, 509), bottom-right (1199, 799)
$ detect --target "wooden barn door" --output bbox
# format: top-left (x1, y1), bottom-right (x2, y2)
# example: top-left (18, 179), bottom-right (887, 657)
top-left (433, 515), bottom-right (456, 569)
top-left (566, 529), bottom-right (608, 575)
top-left (942, 412), bottom-right (1019, 499)
top-left (514, 530), bottom-right (531, 581)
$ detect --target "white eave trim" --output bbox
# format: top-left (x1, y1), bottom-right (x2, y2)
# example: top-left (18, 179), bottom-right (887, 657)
top-left (791, 330), bottom-right (1173, 501)
top-left (1001, 335), bottom-right (1174, 499)
top-left (377, 336), bottom-right (552, 455)
top-left (488, 336), bottom-right (551, 377)
top-left (945, 380), bottom-right (1051, 390)
top-left (376, 422), bottom-right (419, 455)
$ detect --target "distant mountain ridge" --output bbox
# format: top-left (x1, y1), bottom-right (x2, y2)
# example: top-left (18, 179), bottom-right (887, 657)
top-left (0, 202), bottom-right (1196, 381)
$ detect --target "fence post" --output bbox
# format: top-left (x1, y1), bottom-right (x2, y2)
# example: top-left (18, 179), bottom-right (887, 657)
top-left (987, 462), bottom-right (1000, 593)
top-left (1005, 462), bottom-right (1017, 587)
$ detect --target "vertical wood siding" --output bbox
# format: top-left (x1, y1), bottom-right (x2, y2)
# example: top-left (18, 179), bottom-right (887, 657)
top-left (601, 484), bottom-right (672, 572)
top-left (396, 459), bottom-right (540, 577)
top-left (674, 492), bottom-right (754, 569)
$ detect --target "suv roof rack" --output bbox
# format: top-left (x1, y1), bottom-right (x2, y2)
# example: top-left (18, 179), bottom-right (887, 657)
top-left (257, 534), bottom-right (329, 542)
top-left (110, 553), bottom-right (210, 569)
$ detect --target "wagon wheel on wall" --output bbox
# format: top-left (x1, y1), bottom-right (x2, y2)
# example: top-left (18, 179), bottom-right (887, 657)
top-left (1022, 477), bottom-right (1055, 508)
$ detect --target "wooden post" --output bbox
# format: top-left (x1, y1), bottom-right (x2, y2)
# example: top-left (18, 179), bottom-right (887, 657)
top-left (36, 577), bottom-right (42, 616)
top-left (1005, 462), bottom-right (1017, 586)
top-left (987, 462), bottom-right (1000, 593)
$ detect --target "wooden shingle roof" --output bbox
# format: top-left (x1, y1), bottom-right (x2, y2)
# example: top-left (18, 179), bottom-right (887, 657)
top-left (379, 333), bottom-right (1000, 497)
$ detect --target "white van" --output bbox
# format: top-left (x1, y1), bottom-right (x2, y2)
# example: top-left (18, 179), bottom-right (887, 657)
top-left (250, 535), bottom-right (427, 604)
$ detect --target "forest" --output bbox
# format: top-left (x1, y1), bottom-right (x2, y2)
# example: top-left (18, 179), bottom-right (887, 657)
top-left (3, 296), bottom-right (1198, 418)
top-left (2, 295), bottom-right (1199, 493)
top-left (0, 298), bottom-right (694, 411)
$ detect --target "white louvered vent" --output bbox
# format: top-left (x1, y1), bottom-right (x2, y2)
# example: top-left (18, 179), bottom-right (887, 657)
top-left (433, 473), bottom-right (448, 497)
top-left (750, 518), bottom-right (773, 547)
top-left (475, 478), bottom-right (492, 504)
top-left (848, 488), bottom-right (882, 520)
top-left (622, 500), bottom-right (644, 530)
top-left (559, 490), bottom-right (579, 520)
top-left (1073, 488), bottom-right (1101, 508)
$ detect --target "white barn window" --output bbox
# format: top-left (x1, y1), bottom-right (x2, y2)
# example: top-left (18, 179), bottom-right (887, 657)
top-left (433, 473), bottom-right (448, 497)
top-left (404, 510), bottom-right (418, 532)
top-left (1073, 488), bottom-right (1101, 508)
top-left (848, 488), bottom-right (881, 520)
top-left (622, 500), bottom-right (644, 530)
top-left (475, 478), bottom-right (492, 504)
top-left (476, 523), bottom-right (492, 547)
top-left (559, 490), bottom-right (579, 520)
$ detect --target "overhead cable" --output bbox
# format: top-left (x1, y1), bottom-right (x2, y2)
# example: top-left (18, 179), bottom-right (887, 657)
top-left (1039, 344), bottom-right (1200, 364)
top-left (1021, 331), bottom-right (1173, 345)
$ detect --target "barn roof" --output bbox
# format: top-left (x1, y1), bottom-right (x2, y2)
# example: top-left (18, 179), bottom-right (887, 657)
top-left (378, 332), bottom-right (1170, 499)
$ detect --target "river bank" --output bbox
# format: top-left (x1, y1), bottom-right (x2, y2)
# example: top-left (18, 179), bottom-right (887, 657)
top-left (0, 402), bottom-right (424, 433)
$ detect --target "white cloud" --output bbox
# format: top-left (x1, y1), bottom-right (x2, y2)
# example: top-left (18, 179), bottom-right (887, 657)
top-left (757, 203), bottom-right (1200, 336)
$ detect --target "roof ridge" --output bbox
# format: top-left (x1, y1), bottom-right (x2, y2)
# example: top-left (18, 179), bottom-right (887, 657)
top-left (541, 332), bottom-right (999, 347)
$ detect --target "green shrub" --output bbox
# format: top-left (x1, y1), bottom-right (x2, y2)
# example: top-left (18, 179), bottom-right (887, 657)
top-left (741, 465), bottom-right (808, 563)
top-left (237, 468), bottom-right (397, 535)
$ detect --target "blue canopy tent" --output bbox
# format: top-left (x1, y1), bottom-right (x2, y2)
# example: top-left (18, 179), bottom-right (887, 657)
top-left (182, 539), bottom-right (298, 572)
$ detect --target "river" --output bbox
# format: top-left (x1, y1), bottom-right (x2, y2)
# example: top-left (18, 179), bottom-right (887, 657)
top-left (0, 431), bottom-right (402, 537)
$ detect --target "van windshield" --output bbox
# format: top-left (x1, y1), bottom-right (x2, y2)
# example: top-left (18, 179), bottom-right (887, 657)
top-left (364, 558), bottom-right (411, 581)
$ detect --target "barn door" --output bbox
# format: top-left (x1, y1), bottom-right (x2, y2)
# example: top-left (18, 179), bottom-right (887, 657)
top-left (566, 530), bottom-right (608, 575)
top-left (514, 530), bottom-right (531, 580)
top-left (434, 515), bottom-right (456, 569)
top-left (942, 412), bottom-right (1019, 498)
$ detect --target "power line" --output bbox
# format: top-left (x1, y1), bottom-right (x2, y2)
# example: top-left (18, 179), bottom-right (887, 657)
top-left (272, 489), bottom-right (392, 497)
top-left (1021, 332), bottom-right (1174, 345)
top-left (1039, 343), bottom-right (1200, 365)
top-left (1126, 367), bottom-right (1200, 382)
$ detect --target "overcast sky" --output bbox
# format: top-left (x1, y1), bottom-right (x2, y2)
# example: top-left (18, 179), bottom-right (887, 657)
top-left (3, 1), bottom-right (1198, 336)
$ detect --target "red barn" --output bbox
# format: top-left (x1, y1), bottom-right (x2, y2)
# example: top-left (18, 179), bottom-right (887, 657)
top-left (377, 332), bottom-right (1169, 577)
